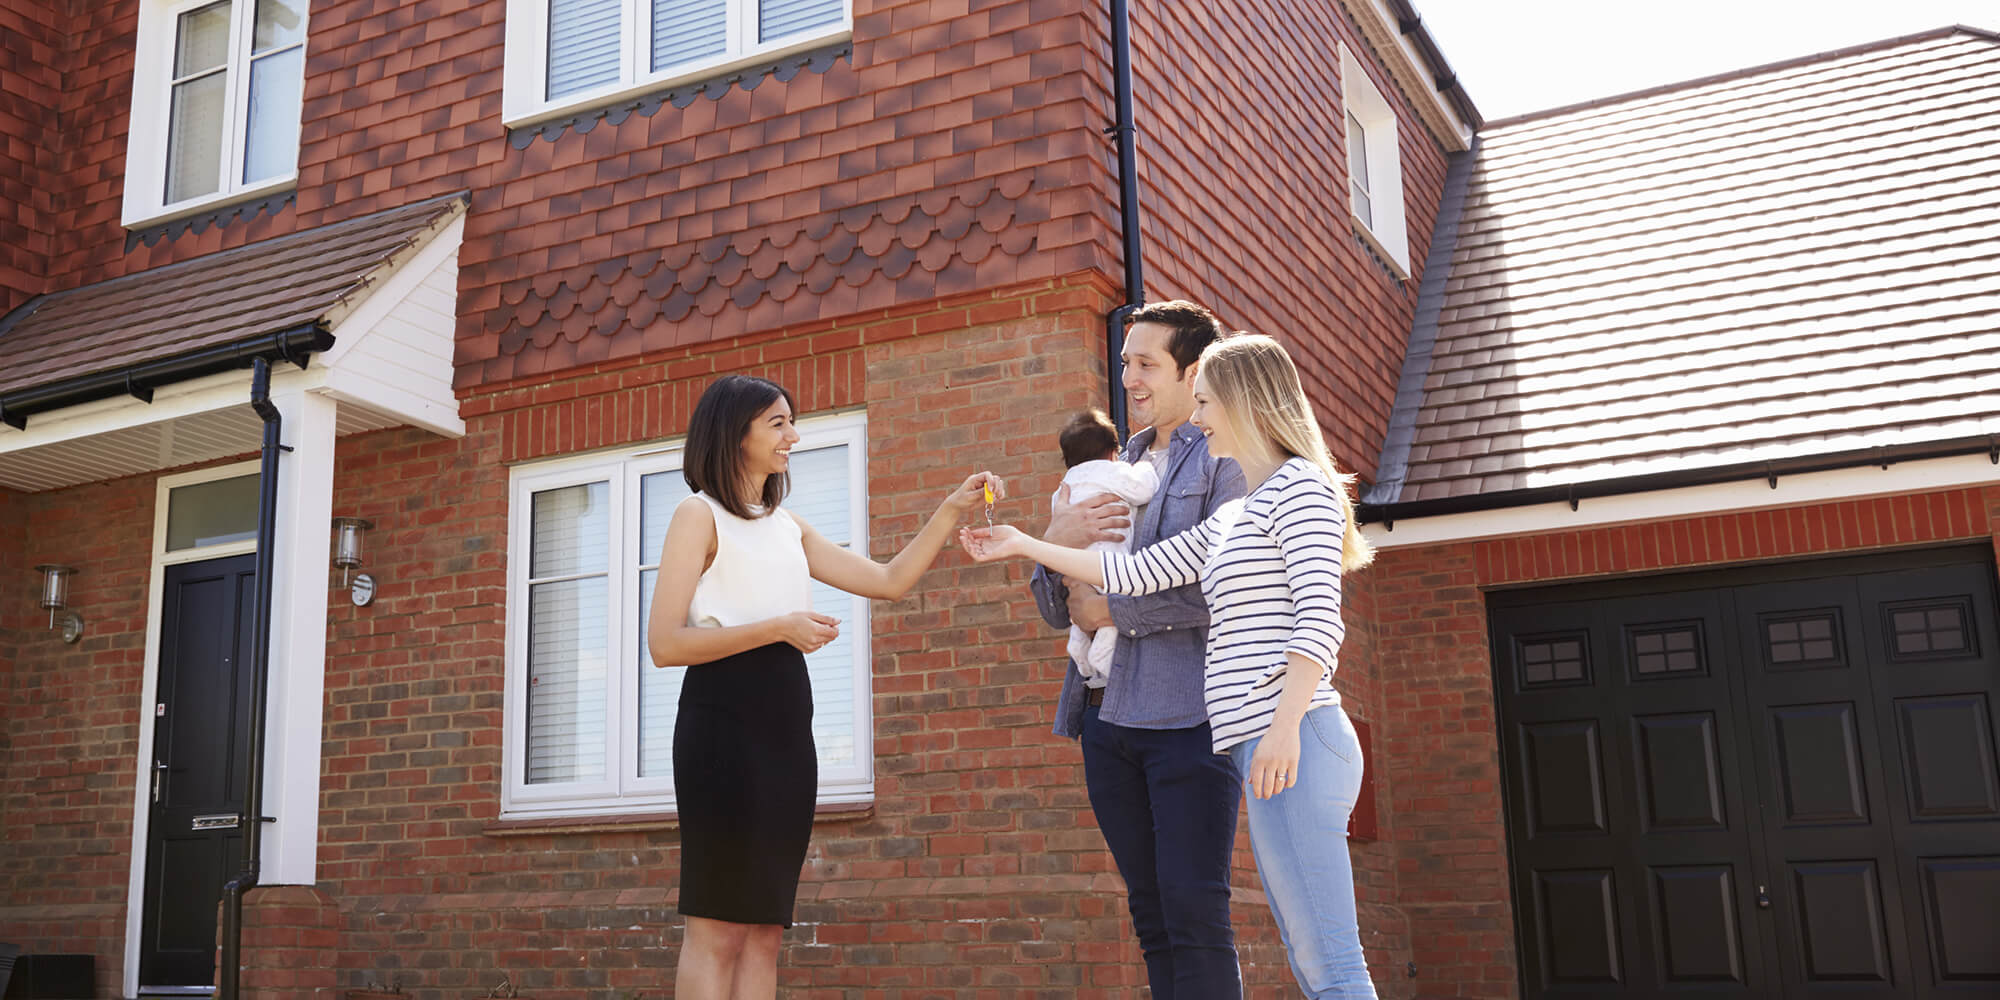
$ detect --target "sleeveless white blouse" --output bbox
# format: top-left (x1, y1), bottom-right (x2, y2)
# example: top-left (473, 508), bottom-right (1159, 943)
top-left (686, 493), bottom-right (813, 628)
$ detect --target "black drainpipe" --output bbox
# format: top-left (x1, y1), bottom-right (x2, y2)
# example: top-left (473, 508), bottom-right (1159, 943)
top-left (219, 356), bottom-right (283, 1000)
top-left (1105, 0), bottom-right (1143, 439)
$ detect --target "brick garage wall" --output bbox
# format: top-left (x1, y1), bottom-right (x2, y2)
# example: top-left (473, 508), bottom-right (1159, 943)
top-left (0, 476), bottom-right (158, 998)
top-left (313, 277), bottom-right (1303, 998)
top-left (1368, 484), bottom-right (1998, 1000)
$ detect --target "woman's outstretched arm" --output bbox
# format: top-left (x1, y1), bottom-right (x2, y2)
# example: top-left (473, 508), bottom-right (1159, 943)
top-left (960, 524), bottom-right (1106, 586)
top-left (962, 513), bottom-right (1218, 595)
top-left (798, 471), bottom-right (1005, 601)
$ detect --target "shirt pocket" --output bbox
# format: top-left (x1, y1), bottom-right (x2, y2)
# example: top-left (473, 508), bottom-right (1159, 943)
top-left (1156, 470), bottom-right (1212, 528)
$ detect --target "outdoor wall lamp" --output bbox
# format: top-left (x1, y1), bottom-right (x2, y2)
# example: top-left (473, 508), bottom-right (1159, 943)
top-left (331, 517), bottom-right (377, 607)
top-left (34, 564), bottom-right (84, 643)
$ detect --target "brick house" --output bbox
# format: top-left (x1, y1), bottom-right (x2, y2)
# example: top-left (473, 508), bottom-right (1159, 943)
top-left (0, 0), bottom-right (1474, 997)
top-left (3, 0), bottom-right (1995, 999)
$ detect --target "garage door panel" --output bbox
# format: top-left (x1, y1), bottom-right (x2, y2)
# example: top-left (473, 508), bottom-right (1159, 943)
top-left (1633, 712), bottom-right (1727, 831)
top-left (1649, 864), bottom-right (1747, 984)
top-left (1494, 547), bottom-right (2000, 999)
top-left (1895, 694), bottom-right (2000, 820)
top-left (1534, 868), bottom-right (1626, 987)
top-left (1523, 719), bottom-right (1611, 837)
top-left (1917, 856), bottom-right (2000, 982)
top-left (1790, 859), bottom-right (1894, 983)
top-left (1769, 701), bottom-right (1872, 825)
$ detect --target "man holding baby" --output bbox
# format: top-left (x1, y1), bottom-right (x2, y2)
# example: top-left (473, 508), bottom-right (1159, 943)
top-left (1030, 300), bottom-right (1247, 998)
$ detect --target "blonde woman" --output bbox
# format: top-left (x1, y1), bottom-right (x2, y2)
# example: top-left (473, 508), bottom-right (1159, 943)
top-left (962, 334), bottom-right (1378, 999)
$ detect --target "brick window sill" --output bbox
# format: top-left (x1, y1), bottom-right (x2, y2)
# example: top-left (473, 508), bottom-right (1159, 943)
top-left (482, 800), bottom-right (872, 838)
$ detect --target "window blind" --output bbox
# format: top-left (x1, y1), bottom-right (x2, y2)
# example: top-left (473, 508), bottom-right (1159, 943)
top-left (547, 0), bottom-right (622, 99)
top-left (526, 483), bottom-right (611, 784)
top-left (759, 0), bottom-right (841, 43)
top-left (651, 0), bottom-right (727, 74)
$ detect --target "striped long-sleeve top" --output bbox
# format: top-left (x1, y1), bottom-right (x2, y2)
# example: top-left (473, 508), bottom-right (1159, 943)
top-left (1100, 457), bottom-right (1348, 753)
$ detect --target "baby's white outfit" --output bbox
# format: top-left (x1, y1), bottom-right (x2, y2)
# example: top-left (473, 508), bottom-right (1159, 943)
top-left (1056, 457), bottom-right (1161, 684)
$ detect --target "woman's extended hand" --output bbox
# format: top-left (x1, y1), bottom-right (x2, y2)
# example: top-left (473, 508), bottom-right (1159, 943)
top-left (1248, 721), bottom-right (1302, 800)
top-left (942, 471), bottom-right (1006, 515)
top-left (773, 611), bottom-right (841, 653)
top-left (958, 524), bottom-right (1028, 562)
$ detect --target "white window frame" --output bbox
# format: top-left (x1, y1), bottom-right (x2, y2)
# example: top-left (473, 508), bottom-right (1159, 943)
top-left (501, 409), bottom-right (872, 819)
top-left (1341, 42), bottom-right (1411, 278)
top-left (501, 0), bottom-right (852, 128)
top-left (122, 0), bottom-right (306, 228)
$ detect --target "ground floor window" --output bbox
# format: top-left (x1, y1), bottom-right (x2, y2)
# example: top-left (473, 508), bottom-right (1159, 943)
top-left (502, 410), bottom-right (870, 817)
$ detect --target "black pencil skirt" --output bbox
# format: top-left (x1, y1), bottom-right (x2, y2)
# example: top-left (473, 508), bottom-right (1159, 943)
top-left (673, 641), bottom-right (817, 927)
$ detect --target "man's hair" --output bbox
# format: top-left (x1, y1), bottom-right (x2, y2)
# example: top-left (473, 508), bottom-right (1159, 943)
top-left (1059, 409), bottom-right (1120, 468)
top-left (1126, 300), bottom-right (1226, 373)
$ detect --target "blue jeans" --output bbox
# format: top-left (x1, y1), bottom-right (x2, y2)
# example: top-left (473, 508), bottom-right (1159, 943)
top-left (1081, 705), bottom-right (1243, 1000)
top-left (1228, 705), bottom-right (1377, 999)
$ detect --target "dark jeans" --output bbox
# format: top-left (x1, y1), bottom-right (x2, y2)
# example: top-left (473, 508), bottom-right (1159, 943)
top-left (1081, 704), bottom-right (1244, 1000)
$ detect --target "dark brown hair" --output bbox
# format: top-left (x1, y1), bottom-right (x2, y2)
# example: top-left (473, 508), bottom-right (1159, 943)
top-left (1126, 299), bottom-right (1226, 373)
top-left (683, 374), bottom-right (794, 519)
top-left (1059, 409), bottom-right (1120, 468)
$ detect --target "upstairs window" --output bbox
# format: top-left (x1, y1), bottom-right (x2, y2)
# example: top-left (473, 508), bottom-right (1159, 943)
top-left (125, 0), bottom-right (308, 226)
top-left (504, 0), bottom-right (850, 126)
top-left (1340, 43), bottom-right (1409, 278)
top-left (1347, 110), bottom-right (1373, 230)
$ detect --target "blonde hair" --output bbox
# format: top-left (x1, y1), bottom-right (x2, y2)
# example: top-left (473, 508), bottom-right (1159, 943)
top-left (1197, 334), bottom-right (1374, 570)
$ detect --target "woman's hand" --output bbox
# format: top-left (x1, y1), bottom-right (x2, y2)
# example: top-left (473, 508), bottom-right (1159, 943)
top-left (942, 471), bottom-right (1006, 516)
top-left (773, 611), bottom-right (841, 653)
top-left (958, 524), bottom-right (1028, 562)
top-left (1248, 721), bottom-right (1302, 800)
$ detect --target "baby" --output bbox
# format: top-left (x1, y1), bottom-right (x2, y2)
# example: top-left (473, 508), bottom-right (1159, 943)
top-left (1054, 409), bottom-right (1160, 683)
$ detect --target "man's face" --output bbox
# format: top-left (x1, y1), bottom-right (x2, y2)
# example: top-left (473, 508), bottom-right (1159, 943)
top-left (1121, 322), bottom-right (1196, 432)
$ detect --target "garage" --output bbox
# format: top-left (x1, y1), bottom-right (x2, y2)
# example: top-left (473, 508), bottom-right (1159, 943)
top-left (1489, 545), bottom-right (2000, 998)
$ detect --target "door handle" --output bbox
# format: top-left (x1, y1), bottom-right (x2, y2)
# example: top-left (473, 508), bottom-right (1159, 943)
top-left (152, 760), bottom-right (168, 804)
top-left (1755, 883), bottom-right (1771, 909)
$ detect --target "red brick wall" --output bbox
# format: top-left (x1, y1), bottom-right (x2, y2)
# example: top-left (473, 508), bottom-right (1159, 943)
top-left (23, 0), bottom-right (1121, 391)
top-left (0, 476), bottom-right (156, 997)
top-left (0, 0), bottom-right (66, 311)
top-left (1107, 0), bottom-right (1456, 484)
top-left (1368, 484), bottom-right (1998, 1000)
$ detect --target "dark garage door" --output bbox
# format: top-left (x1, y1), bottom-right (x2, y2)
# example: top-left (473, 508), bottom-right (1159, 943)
top-left (1490, 545), bottom-right (2000, 999)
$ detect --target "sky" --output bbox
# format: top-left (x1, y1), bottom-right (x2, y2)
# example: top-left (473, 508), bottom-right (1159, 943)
top-left (1410, 0), bottom-right (1999, 120)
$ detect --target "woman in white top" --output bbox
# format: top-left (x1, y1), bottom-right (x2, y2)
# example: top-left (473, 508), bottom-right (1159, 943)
top-left (962, 335), bottom-right (1380, 998)
top-left (648, 374), bottom-right (1001, 1000)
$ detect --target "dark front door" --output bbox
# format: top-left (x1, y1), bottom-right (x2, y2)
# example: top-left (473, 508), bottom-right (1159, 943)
top-left (139, 555), bottom-right (257, 989)
top-left (1493, 546), bottom-right (2000, 999)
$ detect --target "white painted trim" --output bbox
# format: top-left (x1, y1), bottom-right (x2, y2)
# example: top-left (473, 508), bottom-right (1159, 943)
top-left (1350, 0), bottom-right (1475, 151)
top-left (1364, 452), bottom-right (2000, 549)
top-left (261, 388), bottom-right (336, 884)
top-left (500, 408), bottom-right (874, 819)
top-left (501, 0), bottom-right (851, 128)
top-left (123, 457), bottom-right (264, 1000)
